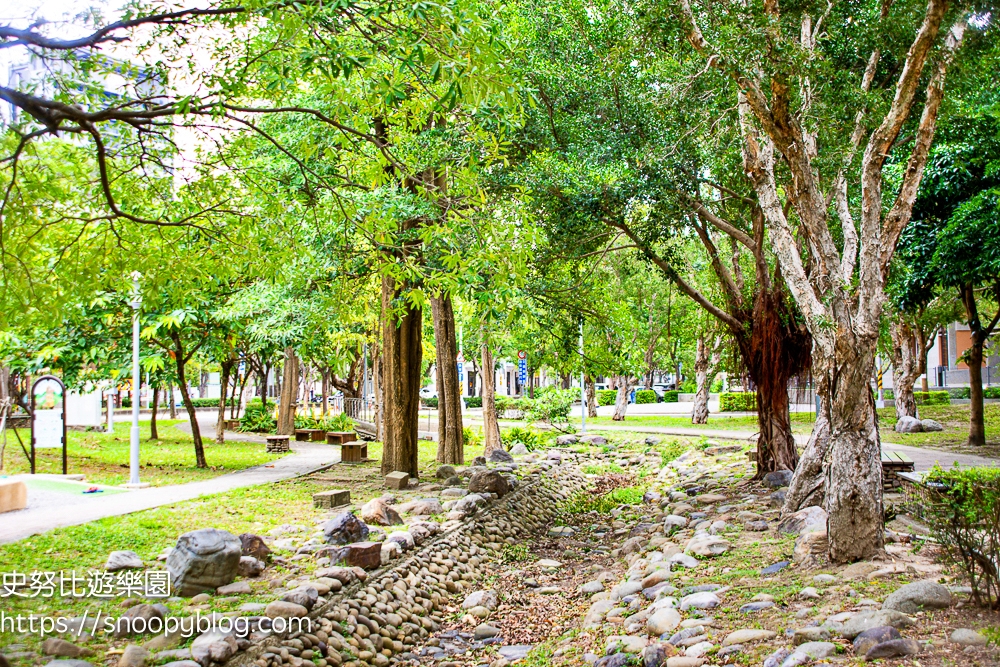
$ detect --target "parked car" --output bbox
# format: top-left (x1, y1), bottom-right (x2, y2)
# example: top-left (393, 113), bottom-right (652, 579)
top-left (419, 385), bottom-right (437, 399)
top-left (650, 383), bottom-right (676, 401)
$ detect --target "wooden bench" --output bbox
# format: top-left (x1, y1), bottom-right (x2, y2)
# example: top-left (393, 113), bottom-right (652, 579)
top-left (265, 435), bottom-right (291, 453)
top-left (307, 429), bottom-right (326, 442)
top-left (295, 429), bottom-right (311, 441)
top-left (326, 431), bottom-right (357, 445)
top-left (339, 442), bottom-right (365, 463)
top-left (225, 419), bottom-right (241, 430)
top-left (881, 450), bottom-right (915, 491)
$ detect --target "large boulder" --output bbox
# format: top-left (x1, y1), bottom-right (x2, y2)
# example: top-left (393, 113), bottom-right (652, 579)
top-left (777, 506), bottom-right (828, 536)
top-left (852, 626), bottom-right (902, 655)
top-left (435, 465), bottom-right (457, 479)
top-left (685, 535), bottom-right (730, 557)
top-left (190, 632), bottom-right (237, 667)
top-left (894, 416), bottom-right (923, 433)
top-left (840, 610), bottom-right (914, 639)
top-left (105, 550), bottom-right (144, 572)
top-left (762, 470), bottom-right (793, 488)
top-left (468, 470), bottom-right (511, 498)
top-left (166, 529), bottom-right (241, 597)
top-left (882, 580), bottom-right (952, 614)
top-left (361, 497), bottom-right (403, 526)
top-left (920, 419), bottom-right (944, 432)
top-left (322, 512), bottom-right (370, 545)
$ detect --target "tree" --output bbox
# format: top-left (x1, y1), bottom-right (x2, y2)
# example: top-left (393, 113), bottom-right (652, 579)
top-left (692, 333), bottom-right (723, 425)
top-left (667, 0), bottom-right (979, 560)
top-left (432, 295), bottom-right (464, 464)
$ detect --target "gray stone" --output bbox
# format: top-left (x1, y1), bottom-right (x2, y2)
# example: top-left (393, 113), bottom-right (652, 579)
top-left (43, 661), bottom-right (93, 667)
top-left (404, 498), bottom-right (444, 516)
top-left (776, 506), bottom-right (828, 536)
top-left (646, 608), bottom-right (681, 636)
top-left (895, 416), bottom-right (923, 433)
top-left (611, 581), bottom-right (644, 600)
top-left (190, 631), bottom-right (237, 666)
top-left (474, 623), bottom-right (500, 640)
top-left (106, 550), bottom-right (144, 572)
top-left (761, 649), bottom-right (790, 667)
top-left (468, 470), bottom-right (512, 498)
top-left (215, 581), bottom-right (251, 595)
top-left (584, 599), bottom-right (616, 627)
top-left (40, 639), bottom-right (94, 658)
top-left (488, 448), bottom-right (515, 463)
top-left (236, 556), bottom-right (264, 578)
top-left (166, 529), bottom-right (242, 597)
top-left (950, 628), bottom-right (987, 646)
top-left (840, 610), bottom-right (914, 639)
top-left (114, 605), bottom-right (164, 638)
top-left (669, 553), bottom-right (699, 569)
top-left (920, 418), bottom-right (944, 432)
top-left (794, 642), bottom-right (837, 659)
top-left (853, 626), bottom-right (902, 655)
top-left (463, 589), bottom-right (499, 610)
top-left (762, 470), bottom-right (793, 488)
top-left (882, 580), bottom-right (952, 614)
top-left (322, 512), bottom-right (370, 545)
top-left (282, 585), bottom-right (319, 610)
top-left (685, 535), bottom-right (729, 557)
top-left (745, 520), bottom-right (769, 531)
top-left (760, 560), bottom-right (790, 576)
top-left (509, 443), bottom-right (529, 456)
top-left (556, 435), bottom-right (579, 445)
top-left (641, 644), bottom-right (667, 667)
top-left (435, 464), bottom-right (457, 479)
top-left (864, 638), bottom-right (921, 660)
top-left (580, 434), bottom-right (607, 445)
top-left (739, 601), bottom-right (774, 612)
top-left (497, 645), bottom-right (534, 661)
top-left (580, 581), bottom-right (605, 594)
top-left (663, 516), bottom-right (687, 533)
top-left (723, 629), bottom-right (776, 646)
top-left (116, 645), bottom-right (148, 667)
top-left (265, 601), bottom-right (308, 619)
top-left (679, 592), bottom-right (719, 610)
top-left (793, 627), bottom-right (830, 644)
top-left (161, 662), bottom-right (200, 667)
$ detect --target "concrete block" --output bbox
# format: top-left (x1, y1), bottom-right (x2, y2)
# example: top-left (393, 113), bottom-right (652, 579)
top-left (385, 471), bottom-right (410, 490)
top-left (313, 489), bottom-right (351, 509)
top-left (0, 479), bottom-right (27, 513)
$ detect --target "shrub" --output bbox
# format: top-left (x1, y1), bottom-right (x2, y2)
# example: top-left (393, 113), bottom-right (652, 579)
top-left (423, 397), bottom-right (439, 409)
top-left (240, 398), bottom-right (276, 433)
top-left (500, 425), bottom-right (549, 451)
top-left (465, 396), bottom-right (483, 408)
top-left (720, 391), bottom-right (757, 411)
top-left (526, 387), bottom-right (575, 428)
top-left (635, 389), bottom-right (657, 404)
top-left (947, 387), bottom-right (971, 399)
top-left (662, 390), bottom-right (680, 403)
top-left (915, 390), bottom-right (950, 405)
top-left (495, 394), bottom-right (532, 419)
top-left (985, 387), bottom-right (1000, 399)
top-left (881, 388), bottom-right (895, 400)
top-left (293, 412), bottom-right (354, 432)
top-left (597, 389), bottom-right (617, 406)
top-left (463, 426), bottom-right (482, 448)
top-left (924, 465), bottom-right (1000, 608)
top-left (709, 378), bottom-right (723, 393)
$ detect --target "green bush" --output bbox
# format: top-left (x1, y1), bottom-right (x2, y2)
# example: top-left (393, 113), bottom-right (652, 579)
top-left (985, 387), bottom-right (1000, 399)
top-left (597, 389), bottom-right (617, 406)
top-left (720, 391), bottom-right (757, 411)
top-left (465, 396), bottom-right (483, 408)
top-left (662, 390), bottom-right (680, 403)
top-left (500, 425), bottom-right (549, 451)
top-left (423, 397), bottom-right (439, 409)
top-left (240, 398), bottom-right (276, 433)
top-left (924, 465), bottom-right (1000, 608)
top-left (294, 412), bottom-right (354, 432)
top-left (947, 387), bottom-right (971, 399)
top-left (680, 377), bottom-right (696, 393)
top-left (463, 426), bottom-right (482, 448)
top-left (915, 390), bottom-right (950, 405)
top-left (635, 389), bottom-right (657, 404)
top-left (526, 387), bottom-right (575, 428)
top-left (881, 388), bottom-right (895, 400)
top-left (709, 378), bottom-right (723, 393)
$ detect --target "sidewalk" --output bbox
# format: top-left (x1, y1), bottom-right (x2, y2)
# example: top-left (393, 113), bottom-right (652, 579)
top-left (0, 439), bottom-right (339, 545)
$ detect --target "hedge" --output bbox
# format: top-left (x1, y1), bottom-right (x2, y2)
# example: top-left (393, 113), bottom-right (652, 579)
top-left (423, 397), bottom-right (439, 408)
top-left (122, 397), bottom-right (235, 408)
top-left (635, 389), bottom-right (657, 404)
top-left (985, 387), bottom-right (1000, 399)
top-left (597, 389), bottom-right (617, 406)
top-left (465, 396), bottom-right (483, 408)
top-left (881, 388), bottom-right (895, 400)
top-left (662, 390), bottom-right (680, 403)
top-left (924, 465), bottom-right (1000, 607)
top-left (720, 391), bottom-right (756, 412)
top-left (947, 387), bottom-right (971, 399)
top-left (915, 390), bottom-right (950, 405)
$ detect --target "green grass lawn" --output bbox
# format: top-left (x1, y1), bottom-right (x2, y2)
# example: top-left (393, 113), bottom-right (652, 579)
top-left (1, 420), bottom-right (284, 486)
top-left (574, 411), bottom-right (818, 433)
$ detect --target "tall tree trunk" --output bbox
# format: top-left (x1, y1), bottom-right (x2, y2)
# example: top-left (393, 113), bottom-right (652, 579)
top-left (168, 382), bottom-right (177, 419)
top-left (967, 339), bottom-right (986, 447)
top-left (585, 375), bottom-right (598, 418)
top-left (277, 347), bottom-right (299, 436)
top-left (890, 320), bottom-right (919, 420)
top-left (692, 335), bottom-right (721, 425)
top-left (372, 350), bottom-right (384, 441)
top-left (149, 386), bottom-right (159, 441)
top-left (481, 336), bottom-right (502, 455)
top-left (321, 368), bottom-right (330, 417)
top-left (216, 356), bottom-right (235, 444)
top-left (611, 375), bottom-right (634, 421)
top-left (171, 334), bottom-right (206, 468)
top-left (380, 277), bottom-right (422, 477)
top-left (432, 294), bottom-right (464, 465)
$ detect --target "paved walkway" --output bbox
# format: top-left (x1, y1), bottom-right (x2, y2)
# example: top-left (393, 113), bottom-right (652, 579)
top-left (0, 428), bottom-right (339, 545)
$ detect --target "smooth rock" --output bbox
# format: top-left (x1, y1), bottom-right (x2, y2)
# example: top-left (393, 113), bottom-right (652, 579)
top-left (265, 601), bottom-right (308, 619)
top-left (166, 529), bottom-right (242, 597)
top-left (322, 511), bottom-right (370, 545)
top-left (852, 626), bottom-right (902, 655)
top-left (864, 638), bottom-right (921, 660)
top-left (106, 550), bottom-right (144, 572)
top-left (215, 581), bottom-right (251, 595)
top-left (950, 628), bottom-right (987, 646)
top-left (777, 506), bottom-right (828, 536)
top-left (116, 645), bottom-right (148, 667)
top-left (361, 497), bottom-right (403, 526)
top-left (474, 623), bottom-right (500, 640)
top-left (722, 629), bottom-right (776, 646)
top-left (760, 561), bottom-right (790, 576)
top-left (488, 448), bottom-right (515, 463)
top-left (685, 535), bottom-right (729, 557)
top-left (679, 592), bottom-right (719, 610)
top-left (646, 608), bottom-right (681, 636)
top-left (895, 416), bottom-right (923, 433)
top-left (40, 640), bottom-right (94, 658)
top-left (468, 470), bottom-right (512, 498)
top-left (236, 556), bottom-right (264, 578)
top-left (762, 470), bottom-right (793, 488)
top-left (882, 580), bottom-right (952, 614)
top-left (840, 610), bottom-right (914, 639)
top-left (463, 589), bottom-right (499, 611)
top-left (795, 641), bottom-right (837, 659)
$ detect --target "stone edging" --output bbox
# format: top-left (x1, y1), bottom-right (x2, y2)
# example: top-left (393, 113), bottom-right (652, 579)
top-left (225, 462), bottom-right (588, 667)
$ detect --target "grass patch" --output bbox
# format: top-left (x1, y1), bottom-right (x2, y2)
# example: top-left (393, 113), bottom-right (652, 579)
top-left (565, 485), bottom-right (645, 514)
top-left (1, 420), bottom-right (283, 486)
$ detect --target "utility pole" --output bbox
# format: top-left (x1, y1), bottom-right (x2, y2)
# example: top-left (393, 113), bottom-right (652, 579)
top-left (579, 317), bottom-right (586, 434)
top-left (127, 272), bottom-right (147, 487)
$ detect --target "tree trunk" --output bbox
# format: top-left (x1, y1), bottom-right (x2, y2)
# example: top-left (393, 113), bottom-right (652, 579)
top-left (585, 375), bottom-right (598, 418)
top-left (149, 386), bottom-right (159, 441)
top-left (321, 368), bottom-right (330, 417)
top-left (216, 357), bottom-right (234, 444)
top-left (967, 340), bottom-right (986, 446)
top-left (481, 336), bottom-right (502, 455)
top-left (692, 335), bottom-right (718, 425)
top-left (168, 382), bottom-right (177, 419)
top-left (611, 376), bottom-right (633, 421)
top-left (277, 347), bottom-right (299, 436)
top-left (380, 277), bottom-right (422, 478)
top-left (171, 335), bottom-right (206, 468)
top-left (890, 320), bottom-right (919, 420)
top-left (432, 294), bottom-right (464, 465)
top-left (372, 350), bottom-right (384, 441)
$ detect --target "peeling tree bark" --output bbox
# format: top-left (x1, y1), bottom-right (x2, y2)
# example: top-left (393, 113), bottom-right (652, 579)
top-left (692, 335), bottom-right (721, 424)
top-left (611, 375), bottom-right (635, 421)
top-left (481, 335), bottom-right (502, 455)
top-left (890, 320), bottom-right (920, 420)
top-left (585, 375), bottom-right (598, 418)
top-left (277, 347), bottom-right (299, 436)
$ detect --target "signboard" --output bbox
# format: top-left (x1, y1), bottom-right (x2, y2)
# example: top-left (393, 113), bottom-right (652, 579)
top-left (517, 350), bottom-right (526, 360)
top-left (31, 375), bottom-right (67, 474)
top-left (517, 357), bottom-right (527, 385)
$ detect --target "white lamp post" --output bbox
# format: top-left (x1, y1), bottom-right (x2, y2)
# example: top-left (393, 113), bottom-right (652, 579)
top-left (127, 272), bottom-right (147, 488)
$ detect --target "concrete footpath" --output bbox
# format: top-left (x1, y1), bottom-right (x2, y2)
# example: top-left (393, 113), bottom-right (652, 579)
top-left (0, 437), bottom-right (338, 545)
